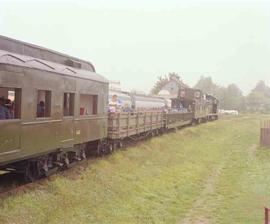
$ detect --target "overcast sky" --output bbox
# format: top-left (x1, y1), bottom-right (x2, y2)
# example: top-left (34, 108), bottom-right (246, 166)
top-left (0, 0), bottom-right (269, 94)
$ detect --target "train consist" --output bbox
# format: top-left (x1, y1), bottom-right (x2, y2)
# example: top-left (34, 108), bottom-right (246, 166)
top-left (0, 36), bottom-right (218, 181)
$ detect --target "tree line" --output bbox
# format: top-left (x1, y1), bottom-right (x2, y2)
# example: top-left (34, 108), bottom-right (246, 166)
top-left (194, 76), bottom-right (270, 112)
top-left (151, 74), bottom-right (270, 113)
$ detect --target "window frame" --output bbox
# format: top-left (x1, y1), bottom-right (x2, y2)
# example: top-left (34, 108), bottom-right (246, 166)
top-left (36, 89), bottom-right (52, 119)
top-left (79, 93), bottom-right (98, 117)
top-left (0, 86), bottom-right (22, 121)
top-left (63, 92), bottom-right (75, 118)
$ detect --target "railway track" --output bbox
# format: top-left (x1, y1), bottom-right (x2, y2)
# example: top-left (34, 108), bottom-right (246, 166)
top-left (0, 128), bottom-right (186, 197)
top-left (0, 159), bottom-right (90, 198)
top-left (0, 171), bottom-right (51, 198)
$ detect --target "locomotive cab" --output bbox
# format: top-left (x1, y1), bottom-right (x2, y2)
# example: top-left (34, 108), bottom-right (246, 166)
top-left (178, 88), bottom-right (208, 123)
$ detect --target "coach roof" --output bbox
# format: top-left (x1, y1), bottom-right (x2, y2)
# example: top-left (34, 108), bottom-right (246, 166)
top-left (0, 35), bottom-right (96, 72)
top-left (0, 50), bottom-right (108, 84)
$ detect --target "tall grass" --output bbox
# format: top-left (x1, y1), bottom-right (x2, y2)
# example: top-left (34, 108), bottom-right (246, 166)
top-left (0, 115), bottom-right (270, 224)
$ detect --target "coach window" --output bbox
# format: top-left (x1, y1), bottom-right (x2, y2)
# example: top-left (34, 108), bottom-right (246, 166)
top-left (0, 87), bottom-right (21, 120)
top-left (63, 93), bottom-right (75, 116)
top-left (37, 90), bottom-right (51, 118)
top-left (79, 94), bottom-right (98, 116)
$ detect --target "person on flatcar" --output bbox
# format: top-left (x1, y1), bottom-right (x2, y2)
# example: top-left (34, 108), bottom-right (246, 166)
top-left (109, 94), bottom-right (122, 113)
top-left (122, 102), bottom-right (133, 113)
top-left (0, 97), bottom-right (11, 120)
top-left (37, 101), bottom-right (45, 117)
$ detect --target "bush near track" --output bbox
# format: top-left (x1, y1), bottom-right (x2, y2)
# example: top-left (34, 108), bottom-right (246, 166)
top-left (0, 115), bottom-right (270, 224)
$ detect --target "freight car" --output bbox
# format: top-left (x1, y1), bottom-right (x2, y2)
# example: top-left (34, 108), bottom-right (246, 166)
top-left (0, 36), bottom-right (218, 181)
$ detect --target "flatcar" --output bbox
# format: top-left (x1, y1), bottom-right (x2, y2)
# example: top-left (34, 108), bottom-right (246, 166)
top-left (0, 36), bottom-right (219, 181)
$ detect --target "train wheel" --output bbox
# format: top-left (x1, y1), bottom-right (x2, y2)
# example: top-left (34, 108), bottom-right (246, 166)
top-left (118, 141), bottom-right (122, 148)
top-left (114, 142), bottom-right (120, 151)
top-left (81, 149), bottom-right (86, 160)
top-left (109, 144), bottom-right (114, 153)
top-left (97, 140), bottom-right (107, 156)
top-left (24, 161), bottom-right (42, 182)
top-left (64, 154), bottom-right (70, 167)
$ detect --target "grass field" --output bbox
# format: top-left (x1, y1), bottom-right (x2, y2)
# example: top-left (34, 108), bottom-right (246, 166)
top-left (1, 115), bottom-right (270, 224)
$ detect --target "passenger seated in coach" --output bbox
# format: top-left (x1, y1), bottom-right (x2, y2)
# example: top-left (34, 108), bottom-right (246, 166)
top-left (0, 97), bottom-right (11, 120)
top-left (37, 101), bottom-right (45, 117)
top-left (5, 99), bottom-right (14, 119)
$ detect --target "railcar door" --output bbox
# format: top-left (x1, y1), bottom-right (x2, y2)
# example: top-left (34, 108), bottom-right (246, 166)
top-left (61, 92), bottom-right (75, 148)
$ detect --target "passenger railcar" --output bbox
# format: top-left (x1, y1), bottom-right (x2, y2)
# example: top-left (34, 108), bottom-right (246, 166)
top-left (0, 36), bottom-right (108, 181)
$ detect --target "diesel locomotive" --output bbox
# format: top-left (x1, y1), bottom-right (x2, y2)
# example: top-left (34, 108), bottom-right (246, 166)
top-left (0, 36), bottom-right (218, 181)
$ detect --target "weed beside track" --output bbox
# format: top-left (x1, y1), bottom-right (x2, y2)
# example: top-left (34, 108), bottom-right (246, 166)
top-left (0, 115), bottom-right (270, 224)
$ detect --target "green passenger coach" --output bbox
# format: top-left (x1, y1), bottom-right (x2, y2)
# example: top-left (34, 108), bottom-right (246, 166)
top-left (0, 35), bottom-right (108, 181)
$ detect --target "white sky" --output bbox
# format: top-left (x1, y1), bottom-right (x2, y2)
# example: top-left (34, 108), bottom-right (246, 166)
top-left (0, 0), bottom-right (269, 94)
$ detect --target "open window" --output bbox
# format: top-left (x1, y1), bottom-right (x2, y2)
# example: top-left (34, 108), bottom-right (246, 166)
top-left (79, 94), bottom-right (98, 116)
top-left (37, 90), bottom-right (51, 118)
top-left (63, 93), bottom-right (75, 117)
top-left (0, 87), bottom-right (21, 120)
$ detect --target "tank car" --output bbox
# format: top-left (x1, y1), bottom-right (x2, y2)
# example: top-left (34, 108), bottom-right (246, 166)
top-left (130, 94), bottom-right (166, 111)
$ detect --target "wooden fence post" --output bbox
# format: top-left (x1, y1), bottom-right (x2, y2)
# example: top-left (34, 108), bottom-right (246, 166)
top-left (265, 207), bottom-right (269, 224)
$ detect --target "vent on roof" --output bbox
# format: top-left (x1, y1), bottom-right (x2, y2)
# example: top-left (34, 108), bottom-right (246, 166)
top-left (62, 68), bottom-right (76, 75)
top-left (26, 59), bottom-right (54, 70)
top-left (0, 54), bottom-right (25, 65)
top-left (65, 59), bottom-right (82, 69)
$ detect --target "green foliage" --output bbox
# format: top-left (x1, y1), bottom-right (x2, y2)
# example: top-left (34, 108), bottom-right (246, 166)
top-left (194, 76), bottom-right (220, 96)
top-left (222, 84), bottom-right (246, 111)
top-left (246, 81), bottom-right (270, 112)
top-left (151, 73), bottom-right (181, 95)
top-left (152, 74), bottom-right (269, 112)
top-left (193, 76), bottom-right (270, 112)
top-left (151, 75), bottom-right (169, 95)
top-left (1, 115), bottom-right (270, 223)
top-left (194, 76), bottom-right (246, 111)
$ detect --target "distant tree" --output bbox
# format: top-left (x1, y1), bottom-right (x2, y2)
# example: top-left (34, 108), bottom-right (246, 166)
top-left (246, 81), bottom-right (270, 112)
top-left (194, 76), bottom-right (245, 111)
top-left (194, 76), bottom-right (221, 96)
top-left (151, 73), bottom-right (182, 95)
top-left (151, 76), bottom-right (169, 95)
top-left (222, 84), bottom-right (246, 111)
top-left (168, 72), bottom-right (181, 82)
top-left (253, 80), bottom-right (270, 97)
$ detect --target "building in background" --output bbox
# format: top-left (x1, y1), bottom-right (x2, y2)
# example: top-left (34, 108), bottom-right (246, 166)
top-left (158, 74), bottom-right (188, 98)
top-left (109, 80), bottom-right (121, 91)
